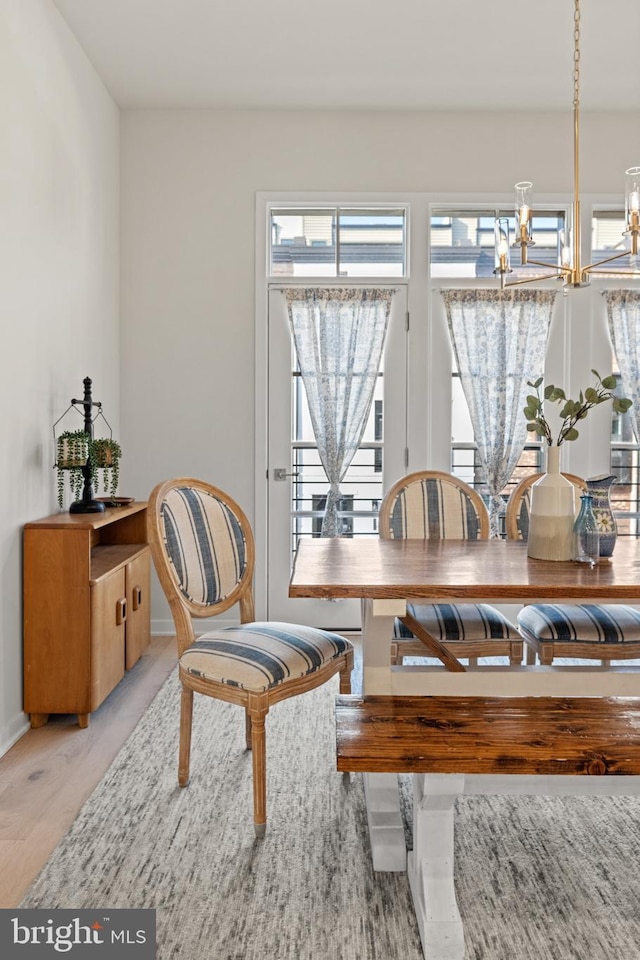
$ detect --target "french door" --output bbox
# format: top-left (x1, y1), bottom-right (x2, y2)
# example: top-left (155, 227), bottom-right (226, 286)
top-left (266, 284), bottom-right (408, 627)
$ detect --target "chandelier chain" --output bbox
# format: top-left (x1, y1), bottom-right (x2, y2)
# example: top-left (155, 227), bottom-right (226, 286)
top-left (573, 0), bottom-right (580, 110)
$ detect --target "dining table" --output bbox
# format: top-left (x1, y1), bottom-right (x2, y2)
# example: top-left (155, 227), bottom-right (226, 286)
top-left (289, 536), bottom-right (640, 959)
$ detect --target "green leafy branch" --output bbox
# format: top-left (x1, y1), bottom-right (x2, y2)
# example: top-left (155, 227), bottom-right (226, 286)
top-left (524, 370), bottom-right (632, 446)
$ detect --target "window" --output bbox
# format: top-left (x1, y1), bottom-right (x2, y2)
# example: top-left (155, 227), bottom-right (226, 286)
top-left (435, 208), bottom-right (561, 531)
top-left (610, 370), bottom-right (640, 538)
top-left (430, 208), bottom-right (566, 279)
top-left (436, 206), bottom-right (640, 537)
top-left (592, 210), bottom-right (637, 274)
top-left (289, 368), bottom-right (386, 550)
top-left (270, 206), bottom-right (407, 278)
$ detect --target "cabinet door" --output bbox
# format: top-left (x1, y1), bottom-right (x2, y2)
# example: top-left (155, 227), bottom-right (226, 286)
top-left (90, 570), bottom-right (126, 711)
top-left (125, 549), bottom-right (151, 669)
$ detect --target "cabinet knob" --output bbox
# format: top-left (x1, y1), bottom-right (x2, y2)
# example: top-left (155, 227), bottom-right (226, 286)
top-left (116, 598), bottom-right (127, 625)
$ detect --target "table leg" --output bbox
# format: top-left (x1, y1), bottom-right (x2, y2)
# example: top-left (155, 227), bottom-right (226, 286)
top-left (407, 774), bottom-right (465, 960)
top-left (360, 598), bottom-right (408, 871)
top-left (363, 773), bottom-right (407, 871)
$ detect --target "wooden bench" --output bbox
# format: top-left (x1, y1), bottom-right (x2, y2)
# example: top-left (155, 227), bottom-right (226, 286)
top-left (336, 694), bottom-right (640, 776)
top-left (336, 694), bottom-right (640, 960)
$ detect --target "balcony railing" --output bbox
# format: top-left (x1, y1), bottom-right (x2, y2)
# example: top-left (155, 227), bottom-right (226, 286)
top-left (453, 441), bottom-right (640, 538)
top-left (285, 441), bottom-right (640, 555)
top-left (452, 442), bottom-right (544, 538)
top-left (288, 443), bottom-right (383, 555)
top-left (611, 441), bottom-right (640, 537)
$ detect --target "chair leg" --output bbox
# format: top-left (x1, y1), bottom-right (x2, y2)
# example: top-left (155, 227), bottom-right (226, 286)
top-left (178, 684), bottom-right (194, 788)
top-left (339, 652), bottom-right (353, 694)
top-left (245, 709), bottom-right (252, 749)
top-left (509, 641), bottom-right (524, 666)
top-left (250, 708), bottom-right (267, 838)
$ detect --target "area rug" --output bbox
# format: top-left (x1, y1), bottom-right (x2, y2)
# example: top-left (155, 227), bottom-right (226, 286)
top-left (21, 670), bottom-right (640, 960)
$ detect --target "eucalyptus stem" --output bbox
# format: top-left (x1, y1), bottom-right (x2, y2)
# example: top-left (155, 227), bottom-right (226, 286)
top-left (523, 370), bottom-right (632, 446)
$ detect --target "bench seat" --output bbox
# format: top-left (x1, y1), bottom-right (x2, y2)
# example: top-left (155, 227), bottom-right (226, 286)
top-left (335, 694), bottom-right (640, 777)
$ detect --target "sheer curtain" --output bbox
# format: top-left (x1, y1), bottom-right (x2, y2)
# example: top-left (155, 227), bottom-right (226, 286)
top-left (605, 290), bottom-right (640, 442)
top-left (285, 288), bottom-right (393, 537)
top-left (442, 288), bottom-right (556, 536)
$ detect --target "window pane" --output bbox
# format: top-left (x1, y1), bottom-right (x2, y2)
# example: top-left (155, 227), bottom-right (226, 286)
top-left (609, 364), bottom-right (640, 537)
top-left (592, 210), bottom-right (636, 274)
top-left (338, 208), bottom-right (406, 277)
top-left (271, 209), bottom-right (337, 277)
top-left (270, 206), bottom-right (406, 278)
top-left (430, 209), bottom-right (566, 279)
top-left (289, 340), bottom-right (385, 555)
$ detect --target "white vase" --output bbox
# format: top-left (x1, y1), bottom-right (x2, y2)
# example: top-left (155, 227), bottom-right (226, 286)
top-left (527, 445), bottom-right (577, 561)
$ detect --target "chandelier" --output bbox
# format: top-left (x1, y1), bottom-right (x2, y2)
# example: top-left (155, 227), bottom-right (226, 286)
top-left (495, 0), bottom-right (640, 289)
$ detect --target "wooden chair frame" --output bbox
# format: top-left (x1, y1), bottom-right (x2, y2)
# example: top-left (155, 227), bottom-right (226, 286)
top-left (379, 469), bottom-right (491, 540)
top-left (148, 477), bottom-right (353, 835)
top-left (378, 470), bottom-right (522, 666)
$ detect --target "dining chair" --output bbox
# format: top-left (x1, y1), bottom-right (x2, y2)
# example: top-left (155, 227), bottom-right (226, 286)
top-left (506, 472), bottom-right (640, 665)
top-left (378, 470), bottom-right (523, 666)
top-left (147, 477), bottom-right (354, 837)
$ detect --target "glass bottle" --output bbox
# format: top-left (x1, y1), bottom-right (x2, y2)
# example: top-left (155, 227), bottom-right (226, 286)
top-left (573, 494), bottom-right (600, 566)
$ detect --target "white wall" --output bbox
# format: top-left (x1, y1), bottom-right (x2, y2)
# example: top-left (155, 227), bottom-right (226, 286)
top-left (120, 107), bottom-right (640, 631)
top-left (0, 0), bottom-right (119, 753)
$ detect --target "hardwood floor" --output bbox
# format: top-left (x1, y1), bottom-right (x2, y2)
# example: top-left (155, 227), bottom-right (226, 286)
top-left (0, 636), bottom-right (177, 908)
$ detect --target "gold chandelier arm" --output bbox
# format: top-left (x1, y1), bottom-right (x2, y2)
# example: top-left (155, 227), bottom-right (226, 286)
top-left (586, 269), bottom-right (640, 278)
top-left (583, 249), bottom-right (637, 273)
top-left (522, 257), bottom-right (570, 273)
top-left (501, 271), bottom-right (564, 289)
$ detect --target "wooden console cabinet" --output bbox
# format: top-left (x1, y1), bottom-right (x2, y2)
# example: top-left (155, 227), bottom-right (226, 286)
top-left (23, 502), bottom-right (151, 728)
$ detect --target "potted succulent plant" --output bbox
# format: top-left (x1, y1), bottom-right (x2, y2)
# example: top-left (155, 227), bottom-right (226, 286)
top-left (56, 429), bottom-right (93, 508)
top-left (91, 437), bottom-right (122, 502)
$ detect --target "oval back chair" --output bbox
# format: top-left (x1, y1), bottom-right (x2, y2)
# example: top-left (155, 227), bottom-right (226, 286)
top-left (505, 471), bottom-right (640, 666)
top-left (378, 470), bottom-right (522, 666)
top-left (147, 477), bottom-right (354, 836)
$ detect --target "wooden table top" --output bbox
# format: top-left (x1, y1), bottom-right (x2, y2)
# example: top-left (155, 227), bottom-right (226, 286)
top-left (289, 537), bottom-right (640, 604)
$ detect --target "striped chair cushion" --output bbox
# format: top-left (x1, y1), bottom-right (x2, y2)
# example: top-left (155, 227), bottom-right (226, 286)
top-left (393, 603), bottom-right (518, 642)
top-left (387, 477), bottom-right (481, 540)
top-left (181, 622), bottom-right (352, 692)
top-left (160, 486), bottom-right (247, 607)
top-left (518, 604), bottom-right (640, 644)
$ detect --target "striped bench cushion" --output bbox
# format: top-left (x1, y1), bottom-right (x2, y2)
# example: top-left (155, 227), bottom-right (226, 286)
top-left (518, 604), bottom-right (640, 644)
top-left (181, 622), bottom-right (352, 692)
top-left (393, 602), bottom-right (518, 642)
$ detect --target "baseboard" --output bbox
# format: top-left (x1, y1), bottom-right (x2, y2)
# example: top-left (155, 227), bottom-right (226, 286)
top-left (0, 713), bottom-right (31, 760)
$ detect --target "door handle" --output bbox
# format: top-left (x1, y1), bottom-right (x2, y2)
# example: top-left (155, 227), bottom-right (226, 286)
top-left (132, 586), bottom-right (142, 611)
top-left (273, 468), bottom-right (300, 481)
top-left (116, 598), bottom-right (127, 625)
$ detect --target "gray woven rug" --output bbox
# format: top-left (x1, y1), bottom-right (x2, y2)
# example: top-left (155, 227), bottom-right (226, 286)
top-left (21, 670), bottom-right (640, 959)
